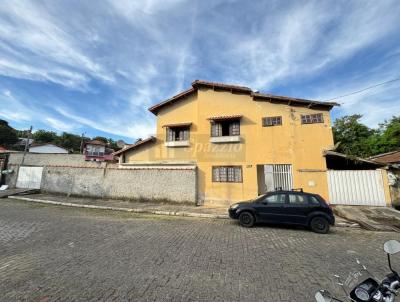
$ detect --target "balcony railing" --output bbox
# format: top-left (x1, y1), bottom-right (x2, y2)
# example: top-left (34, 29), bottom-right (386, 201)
top-left (84, 151), bottom-right (114, 161)
top-left (86, 151), bottom-right (105, 157)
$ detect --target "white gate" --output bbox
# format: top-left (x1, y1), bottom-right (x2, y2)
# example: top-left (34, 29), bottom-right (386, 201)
top-left (16, 166), bottom-right (43, 189)
top-left (265, 164), bottom-right (293, 191)
top-left (327, 170), bottom-right (386, 206)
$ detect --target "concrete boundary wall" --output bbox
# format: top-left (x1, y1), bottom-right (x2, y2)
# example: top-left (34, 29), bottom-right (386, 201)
top-left (6, 153), bottom-right (197, 203)
top-left (8, 152), bottom-right (115, 167)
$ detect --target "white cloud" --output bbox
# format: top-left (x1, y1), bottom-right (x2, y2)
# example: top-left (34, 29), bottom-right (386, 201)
top-left (311, 64), bottom-right (400, 128)
top-left (55, 107), bottom-right (155, 139)
top-left (2, 89), bottom-right (11, 97)
top-left (222, 1), bottom-right (400, 90)
top-left (0, 1), bottom-right (113, 90)
top-left (0, 0), bottom-right (399, 139)
top-left (44, 117), bottom-right (77, 132)
top-left (0, 89), bottom-right (32, 122)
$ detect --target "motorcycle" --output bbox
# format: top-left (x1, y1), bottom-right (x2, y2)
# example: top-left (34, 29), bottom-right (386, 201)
top-left (315, 240), bottom-right (400, 302)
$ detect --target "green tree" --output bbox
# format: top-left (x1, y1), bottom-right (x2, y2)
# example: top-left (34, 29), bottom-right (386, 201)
top-left (15, 129), bottom-right (30, 138)
top-left (56, 132), bottom-right (82, 153)
top-left (33, 130), bottom-right (58, 143)
top-left (378, 116), bottom-right (400, 153)
top-left (0, 119), bottom-right (18, 147)
top-left (333, 115), bottom-right (375, 157)
top-left (106, 138), bottom-right (120, 150)
top-left (92, 136), bottom-right (108, 144)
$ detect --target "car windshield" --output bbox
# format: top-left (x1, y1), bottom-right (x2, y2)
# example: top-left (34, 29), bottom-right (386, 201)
top-left (254, 193), bottom-right (269, 202)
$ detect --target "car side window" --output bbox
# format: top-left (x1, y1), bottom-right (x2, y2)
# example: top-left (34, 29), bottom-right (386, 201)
top-left (309, 195), bottom-right (320, 205)
top-left (264, 194), bottom-right (286, 204)
top-left (288, 194), bottom-right (308, 205)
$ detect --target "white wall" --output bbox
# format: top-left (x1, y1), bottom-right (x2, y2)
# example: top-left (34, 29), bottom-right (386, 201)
top-left (29, 144), bottom-right (68, 154)
top-left (6, 153), bottom-right (197, 203)
top-left (41, 166), bottom-right (197, 203)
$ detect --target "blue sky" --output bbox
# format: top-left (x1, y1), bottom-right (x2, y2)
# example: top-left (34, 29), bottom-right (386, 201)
top-left (1, 0), bottom-right (400, 142)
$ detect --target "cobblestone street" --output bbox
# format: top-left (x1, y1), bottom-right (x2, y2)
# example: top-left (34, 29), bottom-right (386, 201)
top-left (0, 199), bottom-right (398, 302)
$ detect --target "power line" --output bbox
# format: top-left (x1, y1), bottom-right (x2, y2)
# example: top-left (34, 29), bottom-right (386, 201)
top-left (324, 76), bottom-right (400, 102)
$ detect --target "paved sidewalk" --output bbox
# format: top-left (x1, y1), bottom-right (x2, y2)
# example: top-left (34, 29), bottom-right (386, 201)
top-left (8, 193), bottom-right (229, 219)
top-left (7, 193), bottom-right (358, 227)
top-left (0, 199), bottom-right (390, 302)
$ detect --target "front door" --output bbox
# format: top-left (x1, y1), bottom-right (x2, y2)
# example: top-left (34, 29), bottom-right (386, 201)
top-left (257, 164), bottom-right (293, 195)
top-left (257, 193), bottom-right (288, 223)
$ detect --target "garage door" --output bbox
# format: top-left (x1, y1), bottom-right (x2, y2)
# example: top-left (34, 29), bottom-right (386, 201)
top-left (16, 166), bottom-right (43, 189)
top-left (327, 170), bottom-right (386, 206)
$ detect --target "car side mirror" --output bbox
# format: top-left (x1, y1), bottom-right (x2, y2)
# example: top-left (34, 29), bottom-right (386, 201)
top-left (384, 240), bottom-right (400, 255)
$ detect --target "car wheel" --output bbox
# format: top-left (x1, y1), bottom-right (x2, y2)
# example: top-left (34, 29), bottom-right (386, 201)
top-left (310, 216), bottom-right (330, 234)
top-left (238, 212), bottom-right (255, 228)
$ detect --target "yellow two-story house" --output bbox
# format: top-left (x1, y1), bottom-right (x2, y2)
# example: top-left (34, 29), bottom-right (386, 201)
top-left (115, 80), bottom-right (339, 205)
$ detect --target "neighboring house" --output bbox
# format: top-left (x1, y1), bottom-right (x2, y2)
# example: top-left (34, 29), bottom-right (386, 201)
top-left (15, 138), bottom-right (34, 148)
top-left (84, 140), bottom-right (115, 161)
top-left (29, 143), bottom-right (69, 154)
top-left (370, 150), bottom-right (400, 166)
top-left (370, 150), bottom-right (400, 208)
top-left (114, 80), bottom-right (339, 205)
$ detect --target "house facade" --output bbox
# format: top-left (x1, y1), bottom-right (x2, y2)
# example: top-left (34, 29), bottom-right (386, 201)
top-left (84, 140), bottom-right (115, 162)
top-left (115, 80), bottom-right (339, 205)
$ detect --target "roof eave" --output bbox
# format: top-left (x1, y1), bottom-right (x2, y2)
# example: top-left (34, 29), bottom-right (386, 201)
top-left (253, 93), bottom-right (340, 109)
top-left (148, 80), bottom-right (340, 115)
top-left (148, 88), bottom-right (196, 115)
top-left (192, 79), bottom-right (252, 94)
top-left (323, 150), bottom-right (385, 166)
top-left (113, 137), bottom-right (156, 156)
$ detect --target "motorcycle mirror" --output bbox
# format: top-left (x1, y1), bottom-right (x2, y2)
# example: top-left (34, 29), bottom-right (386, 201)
top-left (384, 240), bottom-right (400, 255)
top-left (315, 291), bottom-right (332, 302)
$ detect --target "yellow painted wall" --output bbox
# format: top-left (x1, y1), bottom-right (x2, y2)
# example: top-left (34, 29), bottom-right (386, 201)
top-left (381, 169), bottom-right (393, 206)
top-left (125, 88), bottom-right (335, 204)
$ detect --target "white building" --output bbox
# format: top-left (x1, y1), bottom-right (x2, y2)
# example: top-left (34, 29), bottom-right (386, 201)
top-left (29, 143), bottom-right (69, 154)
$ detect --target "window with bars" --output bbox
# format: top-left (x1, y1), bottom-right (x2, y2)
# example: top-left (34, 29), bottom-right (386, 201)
top-left (262, 116), bottom-right (282, 127)
top-left (301, 113), bottom-right (324, 124)
top-left (211, 120), bottom-right (240, 137)
top-left (166, 126), bottom-right (189, 141)
top-left (212, 166), bottom-right (242, 183)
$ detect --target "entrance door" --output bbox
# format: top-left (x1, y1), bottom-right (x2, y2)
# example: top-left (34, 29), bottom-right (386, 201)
top-left (16, 166), bottom-right (43, 189)
top-left (257, 164), bottom-right (293, 194)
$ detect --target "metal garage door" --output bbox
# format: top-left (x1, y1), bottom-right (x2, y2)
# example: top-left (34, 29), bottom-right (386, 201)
top-left (327, 170), bottom-right (386, 206)
top-left (16, 166), bottom-right (43, 189)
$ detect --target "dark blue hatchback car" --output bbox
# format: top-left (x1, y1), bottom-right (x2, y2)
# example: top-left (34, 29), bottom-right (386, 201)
top-left (228, 189), bottom-right (335, 233)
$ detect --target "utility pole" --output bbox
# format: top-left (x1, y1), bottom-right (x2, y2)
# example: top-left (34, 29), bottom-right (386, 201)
top-left (21, 126), bottom-right (33, 165)
top-left (80, 132), bottom-right (86, 154)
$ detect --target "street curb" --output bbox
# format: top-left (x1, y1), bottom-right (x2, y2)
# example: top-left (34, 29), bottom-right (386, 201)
top-left (6, 196), bottom-right (230, 220)
top-left (6, 196), bottom-right (359, 227)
